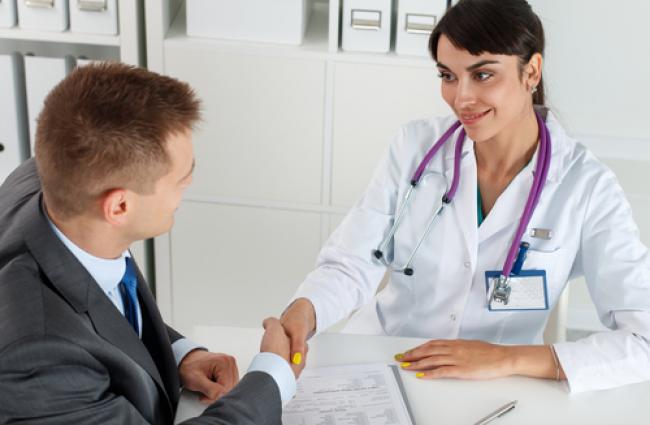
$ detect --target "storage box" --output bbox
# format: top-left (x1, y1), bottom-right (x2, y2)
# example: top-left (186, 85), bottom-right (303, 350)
top-left (341, 0), bottom-right (392, 53)
top-left (17, 0), bottom-right (69, 32)
top-left (395, 0), bottom-right (447, 56)
top-left (70, 0), bottom-right (119, 35)
top-left (187, 0), bottom-right (314, 46)
top-left (0, 0), bottom-right (17, 28)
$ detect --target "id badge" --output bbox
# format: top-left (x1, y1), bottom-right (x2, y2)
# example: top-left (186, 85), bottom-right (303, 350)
top-left (485, 270), bottom-right (549, 311)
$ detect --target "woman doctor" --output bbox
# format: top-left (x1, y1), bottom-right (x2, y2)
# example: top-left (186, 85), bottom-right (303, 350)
top-left (280, 0), bottom-right (650, 393)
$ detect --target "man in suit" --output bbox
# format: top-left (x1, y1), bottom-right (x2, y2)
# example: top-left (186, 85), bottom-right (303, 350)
top-left (0, 63), bottom-right (300, 424)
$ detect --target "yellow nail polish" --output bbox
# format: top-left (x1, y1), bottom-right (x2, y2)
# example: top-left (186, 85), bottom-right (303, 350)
top-left (416, 372), bottom-right (425, 378)
top-left (394, 353), bottom-right (405, 361)
top-left (401, 362), bottom-right (411, 368)
top-left (292, 352), bottom-right (302, 365)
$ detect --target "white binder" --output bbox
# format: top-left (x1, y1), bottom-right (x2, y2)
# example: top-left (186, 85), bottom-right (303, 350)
top-left (17, 0), bottom-right (69, 32)
top-left (395, 0), bottom-right (447, 57)
top-left (70, 0), bottom-right (119, 35)
top-left (186, 0), bottom-right (313, 45)
top-left (24, 55), bottom-right (75, 153)
top-left (0, 0), bottom-right (17, 28)
top-left (0, 54), bottom-right (29, 184)
top-left (342, 0), bottom-right (392, 53)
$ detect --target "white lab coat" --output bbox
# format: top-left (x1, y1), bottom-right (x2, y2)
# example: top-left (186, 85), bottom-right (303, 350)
top-left (291, 112), bottom-right (650, 393)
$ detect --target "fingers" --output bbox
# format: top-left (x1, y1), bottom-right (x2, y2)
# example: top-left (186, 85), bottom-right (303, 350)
top-left (191, 375), bottom-right (229, 404)
top-left (399, 355), bottom-right (455, 371)
top-left (397, 340), bottom-right (452, 362)
top-left (211, 355), bottom-right (239, 390)
top-left (413, 366), bottom-right (461, 380)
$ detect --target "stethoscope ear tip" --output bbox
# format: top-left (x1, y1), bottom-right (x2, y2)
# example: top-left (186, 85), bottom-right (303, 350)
top-left (404, 268), bottom-right (414, 276)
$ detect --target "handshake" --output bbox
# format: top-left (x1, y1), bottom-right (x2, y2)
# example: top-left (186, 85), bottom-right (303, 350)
top-left (261, 298), bottom-right (317, 378)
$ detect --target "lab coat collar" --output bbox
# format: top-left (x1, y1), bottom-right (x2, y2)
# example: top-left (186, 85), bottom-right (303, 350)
top-left (440, 110), bottom-right (570, 183)
top-left (435, 110), bottom-right (573, 247)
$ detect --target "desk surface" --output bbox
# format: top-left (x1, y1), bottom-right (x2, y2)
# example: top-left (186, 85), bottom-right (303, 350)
top-left (175, 326), bottom-right (650, 425)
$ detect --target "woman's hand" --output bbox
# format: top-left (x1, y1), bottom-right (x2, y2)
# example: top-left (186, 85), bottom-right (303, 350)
top-left (280, 298), bottom-right (316, 367)
top-left (395, 339), bottom-right (514, 380)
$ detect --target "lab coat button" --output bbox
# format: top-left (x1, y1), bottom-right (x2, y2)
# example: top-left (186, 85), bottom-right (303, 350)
top-left (463, 261), bottom-right (471, 268)
top-left (450, 314), bottom-right (456, 321)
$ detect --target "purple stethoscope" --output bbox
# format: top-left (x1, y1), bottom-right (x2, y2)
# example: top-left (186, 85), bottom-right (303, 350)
top-left (373, 111), bottom-right (552, 304)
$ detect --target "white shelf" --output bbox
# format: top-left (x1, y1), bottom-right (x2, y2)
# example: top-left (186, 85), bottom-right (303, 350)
top-left (0, 27), bottom-right (120, 46)
top-left (162, 2), bottom-right (434, 69)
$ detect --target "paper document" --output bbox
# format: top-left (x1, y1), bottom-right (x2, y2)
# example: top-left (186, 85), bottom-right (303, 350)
top-left (282, 363), bottom-right (415, 425)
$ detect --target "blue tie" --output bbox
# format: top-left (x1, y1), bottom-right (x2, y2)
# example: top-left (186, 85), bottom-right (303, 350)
top-left (119, 257), bottom-right (139, 335)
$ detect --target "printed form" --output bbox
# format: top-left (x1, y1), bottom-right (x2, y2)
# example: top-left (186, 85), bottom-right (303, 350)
top-left (282, 363), bottom-right (415, 425)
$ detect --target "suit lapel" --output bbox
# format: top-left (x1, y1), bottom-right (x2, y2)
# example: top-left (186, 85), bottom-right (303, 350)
top-left (22, 195), bottom-right (172, 411)
top-left (136, 264), bottom-right (180, 410)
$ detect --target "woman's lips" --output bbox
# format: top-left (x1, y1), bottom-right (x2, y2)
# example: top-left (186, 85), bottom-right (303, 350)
top-left (460, 109), bottom-right (491, 125)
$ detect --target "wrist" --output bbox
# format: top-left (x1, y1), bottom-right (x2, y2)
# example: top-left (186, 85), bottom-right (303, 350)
top-left (501, 345), bottom-right (521, 376)
top-left (285, 298), bottom-right (316, 333)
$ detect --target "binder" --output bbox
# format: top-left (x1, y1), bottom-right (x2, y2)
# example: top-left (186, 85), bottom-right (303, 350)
top-left (17, 0), bottom-right (69, 32)
top-left (70, 0), bottom-right (119, 35)
top-left (342, 0), bottom-right (392, 53)
top-left (395, 0), bottom-right (447, 56)
top-left (24, 55), bottom-right (75, 153)
top-left (0, 0), bottom-right (17, 28)
top-left (0, 53), bottom-right (29, 184)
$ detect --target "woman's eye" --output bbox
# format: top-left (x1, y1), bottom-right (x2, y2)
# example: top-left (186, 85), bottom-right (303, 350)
top-left (437, 72), bottom-right (456, 82)
top-left (475, 71), bottom-right (493, 81)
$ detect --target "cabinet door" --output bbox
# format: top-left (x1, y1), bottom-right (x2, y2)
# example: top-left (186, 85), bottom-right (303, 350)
top-left (165, 47), bottom-right (326, 205)
top-left (330, 61), bottom-right (451, 207)
top-left (170, 201), bottom-right (322, 334)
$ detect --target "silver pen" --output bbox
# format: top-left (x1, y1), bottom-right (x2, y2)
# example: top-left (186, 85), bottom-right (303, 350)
top-left (473, 400), bottom-right (518, 425)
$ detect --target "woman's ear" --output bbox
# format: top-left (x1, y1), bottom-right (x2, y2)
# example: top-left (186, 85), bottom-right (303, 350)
top-left (525, 53), bottom-right (543, 90)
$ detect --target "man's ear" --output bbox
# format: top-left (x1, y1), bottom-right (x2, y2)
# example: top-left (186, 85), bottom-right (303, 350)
top-left (101, 188), bottom-right (130, 226)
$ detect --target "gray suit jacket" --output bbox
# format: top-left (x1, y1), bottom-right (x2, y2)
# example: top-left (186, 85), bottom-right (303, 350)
top-left (0, 160), bottom-right (281, 425)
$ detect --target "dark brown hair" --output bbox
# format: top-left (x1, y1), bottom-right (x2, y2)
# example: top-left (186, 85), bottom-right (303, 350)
top-left (429, 0), bottom-right (546, 105)
top-left (35, 62), bottom-right (201, 218)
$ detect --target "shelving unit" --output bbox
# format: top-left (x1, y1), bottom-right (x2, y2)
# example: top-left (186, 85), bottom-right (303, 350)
top-left (0, 0), bottom-right (144, 64)
top-left (0, 0), bottom-right (150, 278)
top-left (145, 0), bottom-right (650, 338)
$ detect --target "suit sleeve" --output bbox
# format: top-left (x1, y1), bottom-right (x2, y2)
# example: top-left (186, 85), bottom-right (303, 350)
top-left (179, 372), bottom-right (282, 425)
top-left (0, 335), bottom-right (151, 424)
top-left (553, 166), bottom-right (650, 392)
top-left (0, 336), bottom-right (282, 425)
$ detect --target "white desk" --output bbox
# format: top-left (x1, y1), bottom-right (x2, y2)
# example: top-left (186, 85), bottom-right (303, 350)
top-left (175, 326), bottom-right (650, 425)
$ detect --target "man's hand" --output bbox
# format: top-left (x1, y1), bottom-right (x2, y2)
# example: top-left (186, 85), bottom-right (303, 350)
top-left (178, 349), bottom-right (239, 404)
top-left (261, 317), bottom-right (306, 378)
top-left (280, 298), bottom-right (316, 369)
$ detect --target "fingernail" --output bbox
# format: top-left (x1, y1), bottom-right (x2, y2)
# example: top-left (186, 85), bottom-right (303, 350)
top-left (394, 353), bottom-right (405, 361)
top-left (400, 362), bottom-right (411, 368)
top-left (292, 352), bottom-right (302, 365)
top-left (416, 372), bottom-right (425, 378)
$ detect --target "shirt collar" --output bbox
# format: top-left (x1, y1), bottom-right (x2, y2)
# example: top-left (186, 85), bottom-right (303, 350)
top-left (46, 216), bottom-right (130, 296)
